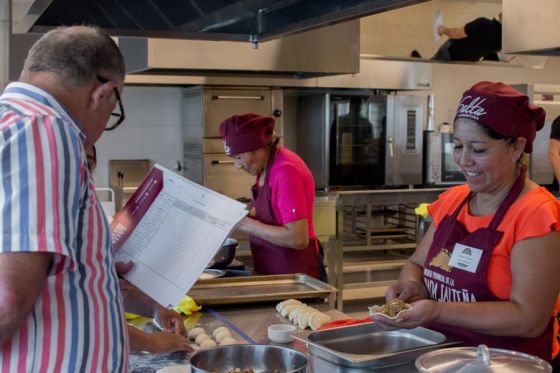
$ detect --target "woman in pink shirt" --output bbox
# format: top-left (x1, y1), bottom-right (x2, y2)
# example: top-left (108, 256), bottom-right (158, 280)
top-left (220, 113), bottom-right (326, 280)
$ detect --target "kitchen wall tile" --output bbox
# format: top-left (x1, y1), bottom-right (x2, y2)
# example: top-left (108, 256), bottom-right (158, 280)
top-left (93, 87), bottom-right (184, 187)
top-left (122, 86), bottom-right (183, 127)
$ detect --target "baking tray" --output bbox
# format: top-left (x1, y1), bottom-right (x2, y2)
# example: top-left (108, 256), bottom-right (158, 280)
top-left (291, 322), bottom-right (461, 369)
top-left (188, 273), bottom-right (337, 306)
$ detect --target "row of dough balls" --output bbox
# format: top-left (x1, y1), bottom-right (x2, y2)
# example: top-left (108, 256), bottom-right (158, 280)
top-left (187, 326), bottom-right (238, 349)
top-left (276, 299), bottom-right (331, 330)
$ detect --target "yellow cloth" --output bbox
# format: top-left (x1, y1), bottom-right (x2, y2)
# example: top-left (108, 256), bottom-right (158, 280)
top-left (125, 295), bottom-right (200, 323)
top-left (174, 295), bottom-right (201, 315)
top-left (125, 312), bottom-right (141, 320)
top-left (414, 203), bottom-right (430, 218)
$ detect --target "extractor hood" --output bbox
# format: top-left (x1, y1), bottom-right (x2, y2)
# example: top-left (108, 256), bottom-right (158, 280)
top-left (118, 21), bottom-right (360, 78)
top-left (13, 0), bottom-right (428, 45)
top-left (10, 0), bottom-right (429, 78)
top-left (502, 0), bottom-right (560, 56)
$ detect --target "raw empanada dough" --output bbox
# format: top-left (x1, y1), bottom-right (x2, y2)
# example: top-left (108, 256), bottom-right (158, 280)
top-left (187, 327), bottom-right (205, 340)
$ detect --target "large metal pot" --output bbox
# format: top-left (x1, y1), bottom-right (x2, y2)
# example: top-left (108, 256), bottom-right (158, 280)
top-left (190, 344), bottom-right (308, 373)
top-left (415, 344), bottom-right (552, 372)
top-left (206, 238), bottom-right (237, 269)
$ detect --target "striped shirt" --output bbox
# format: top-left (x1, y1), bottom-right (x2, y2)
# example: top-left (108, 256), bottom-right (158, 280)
top-left (0, 83), bottom-right (128, 372)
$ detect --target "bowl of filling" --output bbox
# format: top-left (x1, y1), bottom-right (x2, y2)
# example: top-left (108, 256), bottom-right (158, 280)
top-left (190, 344), bottom-right (308, 373)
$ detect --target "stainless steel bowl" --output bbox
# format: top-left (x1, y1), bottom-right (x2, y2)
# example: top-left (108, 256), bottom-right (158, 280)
top-left (207, 238), bottom-right (237, 269)
top-left (190, 344), bottom-right (308, 373)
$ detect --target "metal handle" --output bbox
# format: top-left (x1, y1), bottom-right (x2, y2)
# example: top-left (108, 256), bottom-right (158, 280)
top-left (211, 160), bottom-right (235, 165)
top-left (476, 344), bottom-right (491, 366)
top-left (211, 95), bottom-right (264, 100)
top-left (388, 137), bottom-right (394, 157)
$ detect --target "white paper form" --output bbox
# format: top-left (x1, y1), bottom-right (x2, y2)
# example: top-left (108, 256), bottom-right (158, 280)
top-left (112, 164), bottom-right (247, 307)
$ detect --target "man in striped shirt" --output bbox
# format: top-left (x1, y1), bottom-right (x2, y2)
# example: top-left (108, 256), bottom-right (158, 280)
top-left (0, 26), bottom-right (128, 371)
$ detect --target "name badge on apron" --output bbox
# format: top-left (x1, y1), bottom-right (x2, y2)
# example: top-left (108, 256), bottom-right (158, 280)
top-left (449, 243), bottom-right (483, 273)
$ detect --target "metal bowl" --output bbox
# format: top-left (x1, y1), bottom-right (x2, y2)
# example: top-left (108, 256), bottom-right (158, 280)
top-left (207, 238), bottom-right (237, 269)
top-left (190, 344), bottom-right (308, 373)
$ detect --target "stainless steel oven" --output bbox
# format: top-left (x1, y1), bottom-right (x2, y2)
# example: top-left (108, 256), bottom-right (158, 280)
top-left (424, 131), bottom-right (465, 186)
top-left (297, 89), bottom-right (426, 190)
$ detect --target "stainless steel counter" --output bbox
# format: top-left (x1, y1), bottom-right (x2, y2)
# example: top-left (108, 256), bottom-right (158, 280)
top-left (129, 301), bottom-right (418, 372)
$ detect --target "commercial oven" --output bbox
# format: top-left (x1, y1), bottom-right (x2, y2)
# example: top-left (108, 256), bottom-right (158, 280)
top-left (297, 89), bottom-right (427, 190)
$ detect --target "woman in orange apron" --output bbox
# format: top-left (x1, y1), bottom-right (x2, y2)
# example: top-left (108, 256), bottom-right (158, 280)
top-left (372, 82), bottom-right (560, 365)
top-left (219, 113), bottom-right (326, 280)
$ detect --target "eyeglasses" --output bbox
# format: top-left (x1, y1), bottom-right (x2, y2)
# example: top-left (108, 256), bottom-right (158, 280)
top-left (97, 76), bottom-right (125, 131)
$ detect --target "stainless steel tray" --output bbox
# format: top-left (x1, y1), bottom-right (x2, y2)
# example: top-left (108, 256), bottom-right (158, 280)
top-left (188, 274), bottom-right (337, 306)
top-left (292, 322), bottom-right (461, 369)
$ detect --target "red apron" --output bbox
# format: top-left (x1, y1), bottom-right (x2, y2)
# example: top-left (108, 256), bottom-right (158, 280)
top-left (423, 171), bottom-right (554, 361)
top-left (249, 144), bottom-right (320, 279)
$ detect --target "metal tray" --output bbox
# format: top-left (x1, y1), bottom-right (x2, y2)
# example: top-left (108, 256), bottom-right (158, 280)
top-left (188, 274), bottom-right (337, 306)
top-left (291, 322), bottom-right (461, 369)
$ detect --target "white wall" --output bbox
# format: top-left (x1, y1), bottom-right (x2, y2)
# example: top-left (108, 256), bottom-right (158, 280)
top-left (92, 86), bottom-right (184, 187)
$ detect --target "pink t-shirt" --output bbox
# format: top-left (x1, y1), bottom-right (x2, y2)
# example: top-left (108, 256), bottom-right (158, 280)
top-left (264, 146), bottom-right (316, 238)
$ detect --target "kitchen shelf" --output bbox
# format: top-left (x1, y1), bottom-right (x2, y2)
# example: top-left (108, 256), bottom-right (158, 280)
top-left (327, 188), bottom-right (444, 310)
top-left (342, 280), bottom-right (398, 301)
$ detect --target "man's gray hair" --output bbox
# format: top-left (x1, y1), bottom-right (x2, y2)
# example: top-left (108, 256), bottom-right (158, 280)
top-left (21, 26), bottom-right (125, 86)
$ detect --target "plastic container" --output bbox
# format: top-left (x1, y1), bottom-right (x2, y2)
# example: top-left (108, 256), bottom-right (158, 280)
top-left (268, 324), bottom-right (297, 343)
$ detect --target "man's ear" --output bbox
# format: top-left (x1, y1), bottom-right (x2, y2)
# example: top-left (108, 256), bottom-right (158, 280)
top-left (88, 81), bottom-right (113, 111)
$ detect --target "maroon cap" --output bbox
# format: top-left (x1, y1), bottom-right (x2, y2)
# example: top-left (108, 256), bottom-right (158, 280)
top-left (454, 81), bottom-right (545, 153)
top-left (219, 113), bottom-right (275, 156)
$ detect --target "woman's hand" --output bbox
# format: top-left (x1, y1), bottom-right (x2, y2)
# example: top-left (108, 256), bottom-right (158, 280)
top-left (153, 305), bottom-right (186, 336)
top-left (371, 299), bottom-right (439, 330)
top-left (385, 280), bottom-right (428, 303)
top-left (144, 332), bottom-right (193, 354)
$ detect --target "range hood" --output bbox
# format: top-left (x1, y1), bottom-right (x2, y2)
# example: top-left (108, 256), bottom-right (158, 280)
top-left (502, 0), bottom-right (560, 56)
top-left (11, 0), bottom-right (429, 78)
top-left (13, 0), bottom-right (428, 44)
top-left (119, 21), bottom-right (359, 78)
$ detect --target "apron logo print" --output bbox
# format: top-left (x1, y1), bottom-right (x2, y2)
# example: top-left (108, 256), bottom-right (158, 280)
top-left (457, 247), bottom-right (472, 267)
top-left (429, 248), bottom-right (452, 273)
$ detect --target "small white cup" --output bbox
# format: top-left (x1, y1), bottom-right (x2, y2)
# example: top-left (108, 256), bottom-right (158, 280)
top-left (267, 324), bottom-right (297, 343)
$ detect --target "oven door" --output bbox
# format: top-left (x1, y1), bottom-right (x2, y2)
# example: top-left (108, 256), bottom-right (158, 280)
top-left (328, 93), bottom-right (387, 187)
top-left (424, 132), bottom-right (465, 186)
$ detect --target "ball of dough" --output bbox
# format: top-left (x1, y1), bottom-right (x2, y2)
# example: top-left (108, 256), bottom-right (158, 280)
top-left (212, 326), bottom-right (230, 338)
top-left (195, 333), bottom-right (211, 345)
top-left (215, 330), bottom-right (232, 342)
top-left (199, 338), bottom-right (217, 350)
top-left (218, 336), bottom-right (237, 346)
top-left (187, 327), bottom-right (205, 340)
